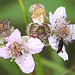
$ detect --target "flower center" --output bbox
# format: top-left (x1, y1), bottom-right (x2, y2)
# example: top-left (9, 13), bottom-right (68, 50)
top-left (30, 23), bottom-right (51, 42)
top-left (9, 41), bottom-right (27, 58)
top-left (54, 18), bottom-right (70, 39)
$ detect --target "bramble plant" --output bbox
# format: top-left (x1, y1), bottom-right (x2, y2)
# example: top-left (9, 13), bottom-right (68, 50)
top-left (0, 0), bottom-right (75, 75)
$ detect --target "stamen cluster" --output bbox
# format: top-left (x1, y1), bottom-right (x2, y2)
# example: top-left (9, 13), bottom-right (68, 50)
top-left (30, 23), bottom-right (51, 42)
top-left (54, 18), bottom-right (70, 40)
top-left (9, 41), bottom-right (26, 58)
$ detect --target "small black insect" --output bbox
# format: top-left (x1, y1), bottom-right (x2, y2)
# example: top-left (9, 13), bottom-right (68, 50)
top-left (57, 37), bottom-right (63, 53)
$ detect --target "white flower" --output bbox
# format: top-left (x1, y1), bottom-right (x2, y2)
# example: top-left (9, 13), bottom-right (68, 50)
top-left (49, 6), bottom-right (75, 61)
top-left (0, 29), bottom-right (35, 73)
top-left (49, 7), bottom-right (67, 30)
top-left (48, 35), bottom-right (68, 61)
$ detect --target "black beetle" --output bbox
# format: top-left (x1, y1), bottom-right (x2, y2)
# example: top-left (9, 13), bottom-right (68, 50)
top-left (57, 37), bottom-right (63, 53)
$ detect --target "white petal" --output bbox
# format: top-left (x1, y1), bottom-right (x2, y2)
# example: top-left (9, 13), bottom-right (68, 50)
top-left (49, 12), bottom-right (56, 30)
top-left (48, 35), bottom-right (58, 51)
top-left (8, 29), bottom-right (21, 43)
top-left (48, 36), bottom-right (68, 61)
top-left (25, 37), bottom-right (44, 54)
top-left (58, 46), bottom-right (68, 61)
top-left (68, 24), bottom-right (75, 40)
top-left (0, 47), bottom-right (10, 59)
top-left (15, 54), bottom-right (35, 73)
top-left (54, 7), bottom-right (67, 19)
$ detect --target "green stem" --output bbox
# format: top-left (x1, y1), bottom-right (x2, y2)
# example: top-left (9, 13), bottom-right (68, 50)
top-left (19, 0), bottom-right (29, 26)
top-left (33, 54), bottom-right (44, 75)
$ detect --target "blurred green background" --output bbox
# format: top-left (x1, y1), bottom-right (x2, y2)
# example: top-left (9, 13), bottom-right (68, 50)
top-left (0, 0), bottom-right (75, 75)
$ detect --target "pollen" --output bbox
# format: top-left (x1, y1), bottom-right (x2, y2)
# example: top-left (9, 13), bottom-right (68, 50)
top-left (63, 27), bottom-right (70, 36)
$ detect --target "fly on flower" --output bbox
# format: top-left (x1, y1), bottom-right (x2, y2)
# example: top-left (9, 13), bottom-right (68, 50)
top-left (48, 7), bottom-right (75, 61)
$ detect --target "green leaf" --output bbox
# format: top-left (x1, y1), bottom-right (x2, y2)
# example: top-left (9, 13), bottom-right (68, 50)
top-left (0, 58), bottom-right (19, 75)
top-left (41, 57), bottom-right (75, 75)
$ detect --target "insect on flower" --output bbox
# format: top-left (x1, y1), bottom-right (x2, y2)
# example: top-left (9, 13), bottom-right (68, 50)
top-left (57, 37), bottom-right (63, 53)
top-left (48, 6), bottom-right (75, 61)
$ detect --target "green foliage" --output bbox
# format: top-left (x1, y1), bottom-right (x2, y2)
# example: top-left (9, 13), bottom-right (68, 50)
top-left (41, 58), bottom-right (75, 75)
